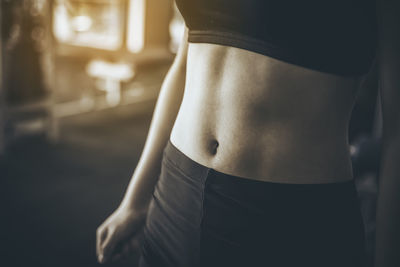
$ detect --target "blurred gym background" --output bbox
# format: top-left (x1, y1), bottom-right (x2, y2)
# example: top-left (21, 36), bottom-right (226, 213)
top-left (0, 1), bottom-right (380, 267)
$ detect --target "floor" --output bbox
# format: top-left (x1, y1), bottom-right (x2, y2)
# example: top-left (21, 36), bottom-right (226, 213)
top-left (0, 103), bottom-right (155, 267)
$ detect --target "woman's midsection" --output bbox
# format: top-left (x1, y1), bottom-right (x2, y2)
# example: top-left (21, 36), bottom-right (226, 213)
top-left (170, 43), bottom-right (360, 183)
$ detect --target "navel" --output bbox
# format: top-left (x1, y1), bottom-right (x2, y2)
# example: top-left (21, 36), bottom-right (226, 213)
top-left (209, 139), bottom-right (219, 155)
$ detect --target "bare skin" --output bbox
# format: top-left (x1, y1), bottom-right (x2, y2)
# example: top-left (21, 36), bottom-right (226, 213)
top-left (97, 2), bottom-right (400, 264)
top-left (171, 43), bottom-right (359, 183)
top-left (96, 26), bottom-right (360, 264)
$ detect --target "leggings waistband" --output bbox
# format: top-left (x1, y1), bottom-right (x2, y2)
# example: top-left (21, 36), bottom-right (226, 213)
top-left (163, 139), bottom-right (356, 192)
top-left (163, 139), bottom-right (212, 180)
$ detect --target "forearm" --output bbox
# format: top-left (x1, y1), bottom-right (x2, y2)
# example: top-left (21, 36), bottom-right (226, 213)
top-left (375, 139), bottom-right (400, 267)
top-left (119, 63), bottom-right (186, 212)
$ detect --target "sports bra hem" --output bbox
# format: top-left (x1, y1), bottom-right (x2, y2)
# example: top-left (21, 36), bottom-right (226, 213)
top-left (188, 29), bottom-right (370, 77)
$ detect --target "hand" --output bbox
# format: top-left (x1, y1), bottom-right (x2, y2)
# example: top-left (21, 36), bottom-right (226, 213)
top-left (109, 234), bottom-right (144, 263)
top-left (96, 206), bottom-right (147, 264)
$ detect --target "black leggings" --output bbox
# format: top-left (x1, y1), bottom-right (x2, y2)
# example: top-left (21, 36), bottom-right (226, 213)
top-left (139, 140), bottom-right (366, 267)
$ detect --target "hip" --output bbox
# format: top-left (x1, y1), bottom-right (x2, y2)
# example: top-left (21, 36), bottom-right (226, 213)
top-left (140, 140), bottom-right (366, 267)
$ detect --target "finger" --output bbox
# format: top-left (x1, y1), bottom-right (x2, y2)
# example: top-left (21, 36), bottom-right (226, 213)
top-left (96, 227), bottom-right (108, 262)
top-left (101, 229), bottom-right (119, 263)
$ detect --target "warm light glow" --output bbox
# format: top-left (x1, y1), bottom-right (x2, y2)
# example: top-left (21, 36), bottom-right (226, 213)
top-left (53, 0), bottom-right (123, 50)
top-left (71, 15), bottom-right (93, 32)
top-left (53, 4), bottom-right (71, 42)
top-left (86, 60), bottom-right (134, 81)
top-left (86, 60), bottom-right (135, 106)
top-left (127, 0), bottom-right (145, 53)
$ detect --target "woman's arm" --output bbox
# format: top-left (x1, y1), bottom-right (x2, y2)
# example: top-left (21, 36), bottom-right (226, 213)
top-left (375, 1), bottom-right (400, 266)
top-left (119, 26), bottom-right (188, 212)
top-left (96, 27), bottom-right (188, 264)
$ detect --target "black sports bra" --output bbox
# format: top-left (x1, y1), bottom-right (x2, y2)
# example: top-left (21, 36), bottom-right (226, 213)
top-left (175, 0), bottom-right (377, 76)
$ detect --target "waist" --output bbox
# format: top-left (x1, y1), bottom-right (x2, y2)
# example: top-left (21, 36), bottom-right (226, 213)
top-left (142, 139), bottom-right (365, 267)
top-left (171, 43), bottom-right (360, 184)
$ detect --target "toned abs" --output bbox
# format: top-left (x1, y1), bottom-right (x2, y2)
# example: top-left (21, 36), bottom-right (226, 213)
top-left (170, 43), bottom-right (361, 183)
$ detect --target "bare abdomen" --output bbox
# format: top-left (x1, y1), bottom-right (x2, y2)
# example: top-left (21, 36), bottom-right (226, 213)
top-left (170, 43), bottom-right (360, 183)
